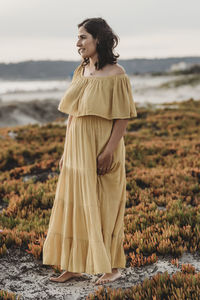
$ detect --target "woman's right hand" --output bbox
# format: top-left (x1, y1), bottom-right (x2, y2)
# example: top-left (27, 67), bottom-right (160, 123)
top-left (59, 155), bottom-right (64, 171)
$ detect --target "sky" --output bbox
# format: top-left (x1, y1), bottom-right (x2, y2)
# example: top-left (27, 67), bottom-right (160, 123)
top-left (0, 0), bottom-right (200, 63)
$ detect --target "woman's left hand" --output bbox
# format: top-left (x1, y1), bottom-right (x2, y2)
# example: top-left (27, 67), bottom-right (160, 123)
top-left (97, 150), bottom-right (114, 175)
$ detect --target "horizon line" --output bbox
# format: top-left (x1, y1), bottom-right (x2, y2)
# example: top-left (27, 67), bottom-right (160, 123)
top-left (1, 55), bottom-right (200, 64)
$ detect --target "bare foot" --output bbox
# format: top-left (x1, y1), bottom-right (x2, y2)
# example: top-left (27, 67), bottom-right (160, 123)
top-left (95, 268), bottom-right (121, 285)
top-left (49, 270), bottom-right (83, 283)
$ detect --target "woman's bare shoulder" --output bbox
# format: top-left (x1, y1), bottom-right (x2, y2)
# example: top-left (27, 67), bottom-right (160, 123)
top-left (107, 63), bottom-right (126, 76)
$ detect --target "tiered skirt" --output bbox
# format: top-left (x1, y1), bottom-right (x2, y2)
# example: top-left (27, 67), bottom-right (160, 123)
top-left (42, 115), bottom-right (127, 274)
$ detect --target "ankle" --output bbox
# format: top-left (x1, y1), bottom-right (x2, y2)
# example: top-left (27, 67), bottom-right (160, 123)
top-left (112, 268), bottom-right (118, 273)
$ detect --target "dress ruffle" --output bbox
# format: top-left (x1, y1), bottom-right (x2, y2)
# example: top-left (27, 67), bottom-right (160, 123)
top-left (57, 64), bottom-right (137, 120)
top-left (43, 232), bottom-right (126, 274)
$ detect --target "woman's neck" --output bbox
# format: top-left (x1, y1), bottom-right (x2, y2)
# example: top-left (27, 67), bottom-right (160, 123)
top-left (89, 55), bottom-right (98, 69)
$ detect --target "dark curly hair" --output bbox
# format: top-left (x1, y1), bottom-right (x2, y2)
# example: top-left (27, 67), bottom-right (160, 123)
top-left (77, 17), bottom-right (120, 70)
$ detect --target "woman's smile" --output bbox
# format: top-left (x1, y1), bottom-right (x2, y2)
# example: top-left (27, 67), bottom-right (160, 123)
top-left (76, 26), bottom-right (98, 58)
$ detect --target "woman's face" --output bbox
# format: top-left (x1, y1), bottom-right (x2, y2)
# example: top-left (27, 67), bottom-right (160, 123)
top-left (76, 26), bottom-right (98, 58)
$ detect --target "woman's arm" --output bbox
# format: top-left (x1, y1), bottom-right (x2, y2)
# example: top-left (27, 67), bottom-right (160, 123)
top-left (104, 119), bottom-right (129, 154)
top-left (97, 119), bottom-right (129, 175)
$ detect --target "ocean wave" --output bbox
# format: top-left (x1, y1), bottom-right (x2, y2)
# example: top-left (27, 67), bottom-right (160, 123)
top-left (0, 79), bottom-right (70, 95)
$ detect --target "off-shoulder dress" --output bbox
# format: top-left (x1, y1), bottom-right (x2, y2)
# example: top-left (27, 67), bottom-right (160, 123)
top-left (42, 63), bottom-right (137, 274)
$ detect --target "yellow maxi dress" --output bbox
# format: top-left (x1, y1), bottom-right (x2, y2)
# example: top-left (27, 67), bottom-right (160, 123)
top-left (42, 63), bottom-right (137, 274)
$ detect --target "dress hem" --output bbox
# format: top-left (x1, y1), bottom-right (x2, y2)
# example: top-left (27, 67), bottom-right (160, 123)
top-left (43, 232), bottom-right (126, 274)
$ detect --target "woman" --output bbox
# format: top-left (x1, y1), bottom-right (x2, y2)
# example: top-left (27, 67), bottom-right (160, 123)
top-left (42, 17), bottom-right (137, 285)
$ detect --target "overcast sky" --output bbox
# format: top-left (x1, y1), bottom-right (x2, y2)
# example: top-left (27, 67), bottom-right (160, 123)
top-left (0, 0), bottom-right (199, 62)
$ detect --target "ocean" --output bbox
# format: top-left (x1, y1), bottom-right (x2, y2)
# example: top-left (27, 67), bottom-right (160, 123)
top-left (0, 74), bottom-right (199, 106)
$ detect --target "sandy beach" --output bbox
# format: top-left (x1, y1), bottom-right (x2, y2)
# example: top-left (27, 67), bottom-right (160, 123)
top-left (1, 246), bottom-right (200, 299)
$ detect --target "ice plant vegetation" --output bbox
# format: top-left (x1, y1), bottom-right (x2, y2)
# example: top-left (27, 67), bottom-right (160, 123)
top-left (0, 98), bottom-right (200, 298)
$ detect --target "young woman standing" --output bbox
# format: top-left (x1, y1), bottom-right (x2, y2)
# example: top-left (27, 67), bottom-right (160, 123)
top-left (43, 17), bottom-right (137, 285)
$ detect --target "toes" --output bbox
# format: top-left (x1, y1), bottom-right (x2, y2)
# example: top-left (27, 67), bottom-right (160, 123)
top-left (98, 279), bottom-right (108, 285)
top-left (95, 279), bottom-right (103, 285)
top-left (94, 273), bottom-right (122, 285)
top-left (49, 277), bottom-right (57, 281)
top-left (95, 277), bottom-right (111, 285)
